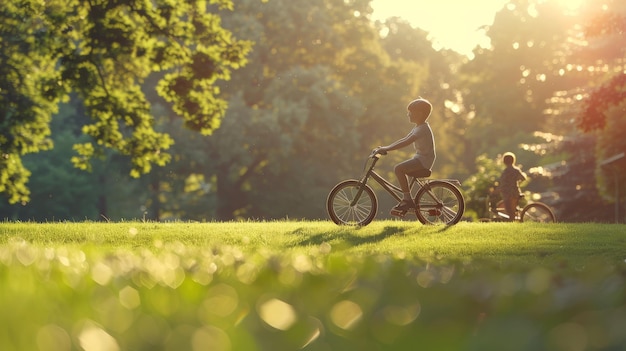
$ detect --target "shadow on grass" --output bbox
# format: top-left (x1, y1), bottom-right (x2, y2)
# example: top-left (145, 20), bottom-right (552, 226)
top-left (287, 225), bottom-right (422, 248)
top-left (436, 225), bottom-right (456, 233)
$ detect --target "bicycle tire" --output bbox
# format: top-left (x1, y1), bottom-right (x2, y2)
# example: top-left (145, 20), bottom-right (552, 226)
top-left (327, 180), bottom-right (378, 226)
top-left (414, 181), bottom-right (465, 225)
top-left (520, 202), bottom-right (555, 223)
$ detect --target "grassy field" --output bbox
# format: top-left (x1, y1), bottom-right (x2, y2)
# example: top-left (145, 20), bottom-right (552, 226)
top-left (1, 221), bottom-right (625, 350)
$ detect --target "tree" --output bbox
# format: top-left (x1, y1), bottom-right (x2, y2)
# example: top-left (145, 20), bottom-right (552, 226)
top-left (575, 0), bottom-right (626, 203)
top-left (549, 134), bottom-right (615, 222)
top-left (0, 101), bottom-right (102, 220)
top-left (0, 0), bottom-right (250, 205)
top-left (204, 66), bottom-right (363, 220)
top-left (183, 0), bottom-right (379, 220)
top-left (461, 0), bottom-right (582, 154)
top-left (533, 0), bottom-right (626, 221)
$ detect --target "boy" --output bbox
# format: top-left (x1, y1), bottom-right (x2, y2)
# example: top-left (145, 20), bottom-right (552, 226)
top-left (374, 98), bottom-right (435, 213)
top-left (498, 152), bottom-right (527, 220)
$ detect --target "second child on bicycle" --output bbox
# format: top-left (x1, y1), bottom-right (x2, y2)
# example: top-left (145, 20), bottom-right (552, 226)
top-left (497, 152), bottom-right (527, 221)
top-left (374, 98), bottom-right (435, 215)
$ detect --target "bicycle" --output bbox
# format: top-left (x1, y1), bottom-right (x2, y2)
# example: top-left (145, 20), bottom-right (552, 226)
top-left (484, 192), bottom-right (556, 223)
top-left (326, 150), bottom-right (465, 226)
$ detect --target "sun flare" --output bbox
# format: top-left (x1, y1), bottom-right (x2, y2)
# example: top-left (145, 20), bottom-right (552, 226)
top-left (370, 0), bottom-right (590, 57)
top-left (370, 0), bottom-right (509, 56)
top-left (547, 0), bottom-right (586, 11)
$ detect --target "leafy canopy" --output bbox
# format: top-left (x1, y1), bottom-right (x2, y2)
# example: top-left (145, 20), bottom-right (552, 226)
top-left (0, 0), bottom-right (250, 204)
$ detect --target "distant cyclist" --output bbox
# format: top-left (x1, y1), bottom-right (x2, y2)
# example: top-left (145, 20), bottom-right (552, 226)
top-left (497, 152), bottom-right (527, 221)
top-left (374, 98), bottom-right (435, 214)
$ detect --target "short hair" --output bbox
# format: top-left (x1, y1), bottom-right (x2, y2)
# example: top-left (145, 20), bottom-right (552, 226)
top-left (503, 152), bottom-right (516, 166)
top-left (407, 98), bottom-right (432, 118)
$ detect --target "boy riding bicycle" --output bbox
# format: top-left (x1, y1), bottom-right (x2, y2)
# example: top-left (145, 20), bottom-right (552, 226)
top-left (374, 98), bottom-right (435, 214)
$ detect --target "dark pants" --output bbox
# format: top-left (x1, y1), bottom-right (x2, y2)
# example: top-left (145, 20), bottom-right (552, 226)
top-left (502, 193), bottom-right (520, 221)
top-left (394, 158), bottom-right (427, 193)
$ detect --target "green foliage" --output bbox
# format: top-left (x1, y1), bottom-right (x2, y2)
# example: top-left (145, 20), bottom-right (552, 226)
top-left (461, 0), bottom-right (579, 156)
top-left (2, 0), bottom-right (623, 222)
top-left (578, 3), bottom-right (626, 132)
top-left (211, 66), bottom-right (364, 219)
top-left (198, 0), bottom-right (383, 219)
top-left (462, 154), bottom-right (504, 220)
top-left (0, 155), bottom-right (31, 205)
top-left (0, 0), bottom-right (250, 203)
top-left (0, 1), bottom-right (59, 204)
top-left (595, 102), bottom-right (626, 203)
top-left (1, 221), bottom-right (626, 350)
top-left (456, 0), bottom-right (626, 222)
top-left (574, 1), bottom-right (626, 203)
top-left (18, 133), bottom-right (102, 220)
top-left (549, 134), bottom-right (616, 222)
top-left (0, 100), bottom-right (146, 221)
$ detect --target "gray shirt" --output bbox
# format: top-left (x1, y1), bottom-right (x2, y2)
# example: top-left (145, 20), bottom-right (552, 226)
top-left (408, 122), bottom-right (436, 169)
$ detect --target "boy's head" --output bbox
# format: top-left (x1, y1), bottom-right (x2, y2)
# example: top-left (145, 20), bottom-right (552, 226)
top-left (503, 152), bottom-right (516, 166)
top-left (407, 98), bottom-right (432, 123)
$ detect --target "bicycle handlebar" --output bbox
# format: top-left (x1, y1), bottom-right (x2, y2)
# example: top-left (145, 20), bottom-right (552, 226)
top-left (371, 147), bottom-right (387, 158)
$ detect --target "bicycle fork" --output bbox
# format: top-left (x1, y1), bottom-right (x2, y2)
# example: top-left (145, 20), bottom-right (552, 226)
top-left (349, 175), bottom-right (371, 207)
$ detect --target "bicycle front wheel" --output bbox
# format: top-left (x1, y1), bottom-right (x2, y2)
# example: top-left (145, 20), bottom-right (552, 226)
top-left (520, 202), bottom-right (555, 223)
top-left (414, 181), bottom-right (465, 225)
top-left (327, 180), bottom-right (377, 226)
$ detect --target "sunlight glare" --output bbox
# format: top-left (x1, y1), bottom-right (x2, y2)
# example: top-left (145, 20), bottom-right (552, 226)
top-left (371, 0), bottom-right (588, 57)
top-left (545, 0), bottom-right (586, 12)
top-left (370, 0), bottom-right (509, 57)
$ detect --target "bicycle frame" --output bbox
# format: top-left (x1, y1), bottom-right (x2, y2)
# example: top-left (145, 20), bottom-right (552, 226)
top-left (485, 194), bottom-right (555, 223)
top-left (491, 207), bottom-right (517, 221)
top-left (369, 170), bottom-right (419, 202)
top-left (486, 194), bottom-right (520, 221)
top-left (328, 151), bottom-right (465, 225)
top-left (350, 153), bottom-right (454, 207)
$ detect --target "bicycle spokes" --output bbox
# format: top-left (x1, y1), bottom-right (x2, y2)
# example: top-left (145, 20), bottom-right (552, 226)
top-left (336, 189), bottom-right (369, 220)
top-left (415, 181), bottom-right (464, 225)
top-left (327, 180), bottom-right (378, 226)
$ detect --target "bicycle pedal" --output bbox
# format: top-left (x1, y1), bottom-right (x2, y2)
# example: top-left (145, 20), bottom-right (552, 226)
top-left (390, 208), bottom-right (407, 217)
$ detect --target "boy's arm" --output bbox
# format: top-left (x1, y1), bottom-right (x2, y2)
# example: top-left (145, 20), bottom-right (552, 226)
top-left (378, 132), bottom-right (416, 153)
top-left (518, 169), bottom-right (527, 181)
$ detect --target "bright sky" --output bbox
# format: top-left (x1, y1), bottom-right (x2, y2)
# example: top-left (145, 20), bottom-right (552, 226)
top-left (370, 0), bottom-right (588, 57)
top-left (370, 0), bottom-right (509, 57)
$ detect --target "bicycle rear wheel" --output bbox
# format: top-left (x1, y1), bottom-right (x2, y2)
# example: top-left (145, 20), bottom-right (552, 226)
top-left (520, 202), bottom-right (555, 223)
top-left (327, 180), bottom-right (378, 226)
top-left (414, 181), bottom-right (464, 225)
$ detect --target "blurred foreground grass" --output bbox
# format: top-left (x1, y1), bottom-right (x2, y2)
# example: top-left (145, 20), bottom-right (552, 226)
top-left (1, 221), bottom-right (625, 350)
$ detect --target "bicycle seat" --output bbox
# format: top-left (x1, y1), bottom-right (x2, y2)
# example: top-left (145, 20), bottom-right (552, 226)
top-left (407, 169), bottom-right (431, 178)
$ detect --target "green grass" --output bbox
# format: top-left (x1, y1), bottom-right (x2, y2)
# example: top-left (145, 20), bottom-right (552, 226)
top-left (1, 221), bottom-right (625, 350)
top-left (2, 221), bottom-right (624, 265)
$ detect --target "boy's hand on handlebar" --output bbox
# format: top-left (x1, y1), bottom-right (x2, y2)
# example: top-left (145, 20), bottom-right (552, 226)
top-left (373, 147), bottom-right (388, 155)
